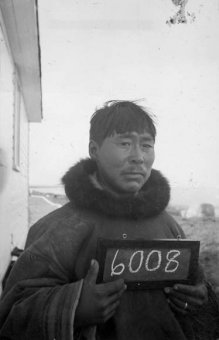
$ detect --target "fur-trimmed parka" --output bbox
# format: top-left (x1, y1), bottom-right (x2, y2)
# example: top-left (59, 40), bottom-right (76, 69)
top-left (0, 159), bottom-right (215, 340)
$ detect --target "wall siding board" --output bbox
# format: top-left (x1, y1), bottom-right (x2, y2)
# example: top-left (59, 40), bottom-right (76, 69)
top-left (0, 21), bottom-right (29, 294)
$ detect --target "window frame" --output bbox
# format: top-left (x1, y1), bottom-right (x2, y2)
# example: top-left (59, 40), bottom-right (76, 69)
top-left (13, 74), bottom-right (21, 171)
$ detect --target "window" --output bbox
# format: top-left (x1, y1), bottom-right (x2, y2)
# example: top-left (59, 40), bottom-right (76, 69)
top-left (13, 75), bottom-right (21, 171)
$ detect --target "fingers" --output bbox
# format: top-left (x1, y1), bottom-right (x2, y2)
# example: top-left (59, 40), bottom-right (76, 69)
top-left (106, 285), bottom-right (126, 305)
top-left (95, 280), bottom-right (126, 323)
top-left (101, 301), bottom-right (120, 323)
top-left (79, 260), bottom-right (126, 327)
top-left (167, 298), bottom-right (188, 315)
top-left (99, 279), bottom-right (126, 296)
top-left (167, 290), bottom-right (204, 307)
top-left (173, 283), bottom-right (207, 300)
top-left (165, 291), bottom-right (199, 308)
top-left (168, 295), bottom-right (198, 313)
top-left (85, 259), bottom-right (99, 284)
top-left (168, 283), bottom-right (207, 303)
top-left (164, 283), bottom-right (208, 314)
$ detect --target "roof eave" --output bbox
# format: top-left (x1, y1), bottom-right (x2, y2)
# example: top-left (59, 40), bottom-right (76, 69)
top-left (0, 0), bottom-right (42, 122)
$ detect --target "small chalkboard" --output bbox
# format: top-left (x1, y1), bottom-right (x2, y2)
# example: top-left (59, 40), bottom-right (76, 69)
top-left (96, 239), bottom-right (200, 289)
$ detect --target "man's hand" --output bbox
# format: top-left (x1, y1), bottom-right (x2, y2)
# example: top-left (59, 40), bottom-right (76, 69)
top-left (75, 259), bottom-right (126, 327)
top-left (164, 282), bottom-right (208, 315)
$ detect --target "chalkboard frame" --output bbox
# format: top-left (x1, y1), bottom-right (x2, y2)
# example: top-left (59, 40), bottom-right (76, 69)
top-left (96, 239), bottom-right (200, 290)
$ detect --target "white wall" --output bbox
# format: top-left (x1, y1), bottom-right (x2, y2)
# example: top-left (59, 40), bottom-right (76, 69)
top-left (0, 19), bottom-right (29, 292)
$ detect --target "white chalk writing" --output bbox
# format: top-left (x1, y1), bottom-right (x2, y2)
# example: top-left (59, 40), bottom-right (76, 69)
top-left (165, 250), bottom-right (180, 273)
top-left (111, 250), bottom-right (125, 276)
top-left (145, 250), bottom-right (162, 272)
top-left (128, 250), bottom-right (144, 273)
top-left (110, 248), bottom-right (181, 276)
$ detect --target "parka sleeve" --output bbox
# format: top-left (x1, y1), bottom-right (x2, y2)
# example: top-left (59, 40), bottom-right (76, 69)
top-left (0, 218), bottom-right (95, 340)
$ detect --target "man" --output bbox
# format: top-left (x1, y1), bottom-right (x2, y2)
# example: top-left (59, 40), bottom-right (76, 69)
top-left (0, 101), bottom-right (214, 339)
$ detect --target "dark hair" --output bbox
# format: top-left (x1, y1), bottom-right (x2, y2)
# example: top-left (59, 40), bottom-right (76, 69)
top-left (89, 100), bottom-right (156, 145)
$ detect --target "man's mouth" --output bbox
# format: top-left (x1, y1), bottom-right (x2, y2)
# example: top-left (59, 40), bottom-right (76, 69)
top-left (123, 171), bottom-right (145, 177)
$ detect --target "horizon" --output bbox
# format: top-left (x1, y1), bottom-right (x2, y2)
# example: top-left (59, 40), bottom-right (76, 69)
top-left (30, 184), bottom-right (219, 208)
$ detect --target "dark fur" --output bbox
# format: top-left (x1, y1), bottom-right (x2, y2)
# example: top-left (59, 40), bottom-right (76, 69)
top-left (62, 158), bottom-right (170, 219)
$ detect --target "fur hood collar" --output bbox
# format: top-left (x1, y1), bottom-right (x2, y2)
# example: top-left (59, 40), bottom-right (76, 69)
top-left (62, 158), bottom-right (170, 219)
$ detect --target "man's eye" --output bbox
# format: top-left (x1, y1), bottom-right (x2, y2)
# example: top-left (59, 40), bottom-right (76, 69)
top-left (121, 142), bottom-right (131, 146)
top-left (142, 144), bottom-right (152, 149)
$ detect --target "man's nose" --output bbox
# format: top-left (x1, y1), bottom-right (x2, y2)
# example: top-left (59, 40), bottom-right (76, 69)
top-left (129, 145), bottom-right (144, 163)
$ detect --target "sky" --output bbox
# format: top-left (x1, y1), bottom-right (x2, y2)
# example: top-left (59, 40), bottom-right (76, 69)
top-left (30, 0), bottom-right (219, 206)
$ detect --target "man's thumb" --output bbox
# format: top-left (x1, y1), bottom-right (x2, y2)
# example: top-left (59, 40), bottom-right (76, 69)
top-left (85, 259), bottom-right (99, 284)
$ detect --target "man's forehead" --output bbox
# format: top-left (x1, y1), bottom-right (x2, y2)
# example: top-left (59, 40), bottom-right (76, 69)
top-left (114, 131), bottom-right (154, 140)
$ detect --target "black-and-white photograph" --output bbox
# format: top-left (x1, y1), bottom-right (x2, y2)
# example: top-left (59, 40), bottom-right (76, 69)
top-left (0, 1), bottom-right (219, 339)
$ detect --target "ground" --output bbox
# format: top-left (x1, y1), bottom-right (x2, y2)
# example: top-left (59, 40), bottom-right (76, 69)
top-left (175, 215), bottom-right (219, 296)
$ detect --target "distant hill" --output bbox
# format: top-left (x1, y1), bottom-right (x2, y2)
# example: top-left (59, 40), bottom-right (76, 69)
top-left (29, 190), bottom-right (68, 225)
top-left (30, 185), bottom-right (65, 195)
top-left (171, 186), bottom-right (219, 207)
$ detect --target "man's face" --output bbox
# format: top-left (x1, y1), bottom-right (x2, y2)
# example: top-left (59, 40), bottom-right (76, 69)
top-left (90, 131), bottom-right (155, 195)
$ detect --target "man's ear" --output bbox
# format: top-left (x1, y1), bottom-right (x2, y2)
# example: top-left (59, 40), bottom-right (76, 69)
top-left (89, 140), bottom-right (99, 160)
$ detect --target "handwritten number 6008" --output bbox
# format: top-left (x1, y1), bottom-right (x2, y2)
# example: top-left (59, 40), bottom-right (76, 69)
top-left (111, 249), bottom-right (180, 276)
